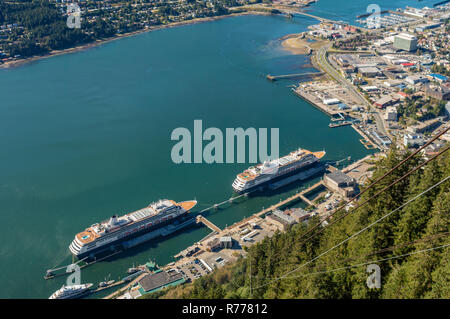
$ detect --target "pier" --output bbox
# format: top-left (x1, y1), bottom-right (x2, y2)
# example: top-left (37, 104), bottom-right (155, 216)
top-left (254, 180), bottom-right (324, 218)
top-left (329, 121), bottom-right (352, 128)
top-left (266, 72), bottom-right (324, 81)
top-left (356, 10), bottom-right (389, 19)
top-left (196, 215), bottom-right (222, 233)
top-left (103, 272), bottom-right (148, 299)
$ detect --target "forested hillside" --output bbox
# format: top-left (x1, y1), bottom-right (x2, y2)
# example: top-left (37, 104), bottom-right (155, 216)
top-left (0, 0), bottom-right (91, 57)
top-left (147, 148), bottom-right (449, 299)
top-left (0, 0), bottom-right (256, 59)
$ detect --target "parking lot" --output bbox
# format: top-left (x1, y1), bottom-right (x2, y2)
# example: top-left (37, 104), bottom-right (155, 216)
top-left (176, 258), bottom-right (210, 282)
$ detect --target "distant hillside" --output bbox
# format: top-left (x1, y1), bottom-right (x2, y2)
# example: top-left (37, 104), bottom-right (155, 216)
top-left (144, 147), bottom-right (449, 299)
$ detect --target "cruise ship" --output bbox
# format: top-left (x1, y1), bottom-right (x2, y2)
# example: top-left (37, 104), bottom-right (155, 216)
top-left (49, 283), bottom-right (93, 299)
top-left (69, 199), bottom-right (197, 260)
top-left (232, 148), bottom-right (326, 193)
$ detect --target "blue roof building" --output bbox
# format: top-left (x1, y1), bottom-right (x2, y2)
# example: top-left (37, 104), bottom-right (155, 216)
top-left (428, 73), bottom-right (448, 83)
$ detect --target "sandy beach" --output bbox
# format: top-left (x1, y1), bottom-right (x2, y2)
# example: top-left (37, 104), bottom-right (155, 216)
top-left (281, 34), bottom-right (329, 55)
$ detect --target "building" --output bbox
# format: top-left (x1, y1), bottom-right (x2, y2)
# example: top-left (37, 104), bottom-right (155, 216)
top-left (289, 208), bottom-right (311, 223)
top-left (385, 106), bottom-right (398, 121)
top-left (405, 75), bottom-right (429, 85)
top-left (219, 236), bottom-right (233, 249)
top-left (374, 95), bottom-right (398, 108)
top-left (137, 269), bottom-right (185, 295)
top-left (358, 67), bottom-right (380, 78)
top-left (323, 170), bottom-right (357, 198)
top-left (266, 209), bottom-right (296, 231)
top-left (415, 22), bottom-right (441, 32)
top-left (424, 84), bottom-right (450, 101)
top-left (369, 129), bottom-right (392, 148)
top-left (404, 133), bottom-right (425, 147)
top-left (361, 85), bottom-right (379, 92)
top-left (427, 74), bottom-right (448, 84)
top-left (323, 98), bottom-right (341, 105)
top-left (206, 238), bottom-right (221, 251)
top-left (393, 33), bottom-right (417, 52)
top-left (407, 118), bottom-right (442, 134)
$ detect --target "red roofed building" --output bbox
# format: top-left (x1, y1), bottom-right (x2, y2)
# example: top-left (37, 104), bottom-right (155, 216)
top-left (401, 62), bottom-right (415, 67)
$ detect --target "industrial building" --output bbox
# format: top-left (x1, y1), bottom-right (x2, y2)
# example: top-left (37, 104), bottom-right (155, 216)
top-left (406, 75), bottom-right (429, 85)
top-left (219, 236), bottom-right (233, 249)
top-left (374, 95), bottom-right (398, 109)
top-left (137, 269), bottom-right (185, 295)
top-left (358, 66), bottom-right (381, 78)
top-left (289, 208), bottom-right (311, 223)
top-left (323, 170), bottom-right (357, 198)
top-left (266, 209), bottom-right (296, 231)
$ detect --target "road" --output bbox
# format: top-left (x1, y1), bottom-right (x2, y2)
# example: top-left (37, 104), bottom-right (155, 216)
top-left (314, 42), bottom-right (389, 138)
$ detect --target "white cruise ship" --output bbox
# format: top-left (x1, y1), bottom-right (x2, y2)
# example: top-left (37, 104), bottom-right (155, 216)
top-left (69, 199), bottom-right (197, 260)
top-left (49, 283), bottom-right (93, 299)
top-left (232, 148), bottom-right (325, 193)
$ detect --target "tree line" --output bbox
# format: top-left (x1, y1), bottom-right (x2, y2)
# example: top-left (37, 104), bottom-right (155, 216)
top-left (144, 147), bottom-right (449, 299)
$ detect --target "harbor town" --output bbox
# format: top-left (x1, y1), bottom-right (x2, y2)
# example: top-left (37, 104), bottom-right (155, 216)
top-left (0, 0), bottom-right (448, 300)
top-left (104, 2), bottom-right (450, 299)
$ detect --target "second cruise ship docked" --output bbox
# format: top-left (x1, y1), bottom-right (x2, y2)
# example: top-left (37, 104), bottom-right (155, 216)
top-left (69, 199), bottom-right (197, 260)
top-left (232, 148), bottom-right (326, 193)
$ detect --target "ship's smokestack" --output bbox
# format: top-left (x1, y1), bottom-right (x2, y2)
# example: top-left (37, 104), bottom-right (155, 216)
top-left (109, 215), bottom-right (118, 226)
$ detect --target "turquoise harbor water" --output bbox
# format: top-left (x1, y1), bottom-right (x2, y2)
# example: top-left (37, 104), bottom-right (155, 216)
top-left (0, 1), bottom-right (434, 298)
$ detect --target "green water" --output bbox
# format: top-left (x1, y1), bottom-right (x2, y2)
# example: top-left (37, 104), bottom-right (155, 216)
top-left (0, 14), bottom-right (377, 298)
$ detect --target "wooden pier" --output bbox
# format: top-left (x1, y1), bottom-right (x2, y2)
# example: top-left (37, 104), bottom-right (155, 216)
top-left (254, 180), bottom-right (324, 218)
top-left (196, 215), bottom-right (222, 233)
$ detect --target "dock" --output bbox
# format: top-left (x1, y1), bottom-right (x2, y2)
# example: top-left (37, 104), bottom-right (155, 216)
top-left (329, 121), bottom-right (352, 128)
top-left (254, 180), bottom-right (324, 218)
top-left (266, 72), bottom-right (324, 81)
top-left (91, 280), bottom-right (125, 294)
top-left (352, 124), bottom-right (380, 150)
top-left (103, 272), bottom-right (148, 299)
top-left (196, 215), bottom-right (221, 233)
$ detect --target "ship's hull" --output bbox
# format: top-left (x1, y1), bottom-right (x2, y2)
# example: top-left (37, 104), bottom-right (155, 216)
top-left (233, 161), bottom-right (321, 194)
top-left (51, 289), bottom-right (91, 300)
top-left (71, 214), bottom-right (195, 261)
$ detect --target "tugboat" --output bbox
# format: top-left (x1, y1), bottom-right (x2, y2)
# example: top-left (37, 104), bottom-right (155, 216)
top-left (127, 263), bottom-right (140, 274)
top-left (98, 274), bottom-right (115, 288)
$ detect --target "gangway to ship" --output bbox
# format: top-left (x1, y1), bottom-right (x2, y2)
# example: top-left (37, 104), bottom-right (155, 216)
top-left (44, 250), bottom-right (123, 280)
top-left (197, 192), bottom-right (250, 215)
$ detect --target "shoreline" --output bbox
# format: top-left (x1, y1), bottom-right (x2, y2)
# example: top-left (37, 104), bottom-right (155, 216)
top-left (0, 11), bottom-right (270, 70)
